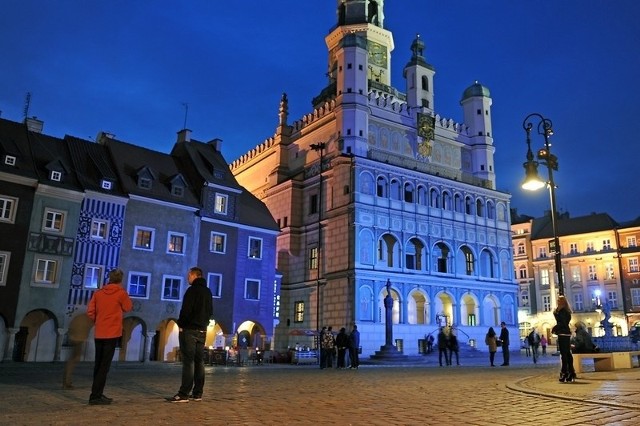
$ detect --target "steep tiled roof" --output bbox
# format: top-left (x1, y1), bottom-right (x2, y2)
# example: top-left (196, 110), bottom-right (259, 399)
top-left (531, 212), bottom-right (619, 239)
top-left (65, 135), bottom-right (125, 195)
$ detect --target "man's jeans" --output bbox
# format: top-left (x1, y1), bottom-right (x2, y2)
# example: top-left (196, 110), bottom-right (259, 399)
top-left (178, 329), bottom-right (206, 397)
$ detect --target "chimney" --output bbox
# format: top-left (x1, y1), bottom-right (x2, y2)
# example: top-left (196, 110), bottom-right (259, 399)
top-left (25, 116), bottom-right (44, 133)
top-left (177, 129), bottom-right (191, 143)
top-left (96, 131), bottom-right (116, 145)
top-left (208, 138), bottom-right (223, 152)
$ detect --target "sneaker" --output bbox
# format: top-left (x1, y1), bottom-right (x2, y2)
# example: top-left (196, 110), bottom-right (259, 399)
top-left (166, 394), bottom-right (189, 403)
top-left (189, 395), bottom-right (202, 402)
top-left (89, 396), bottom-right (112, 405)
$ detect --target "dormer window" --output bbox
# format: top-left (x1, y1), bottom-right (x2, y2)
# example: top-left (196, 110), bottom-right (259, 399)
top-left (214, 170), bottom-right (224, 179)
top-left (101, 180), bottom-right (112, 190)
top-left (50, 171), bottom-right (62, 182)
top-left (171, 185), bottom-right (184, 197)
top-left (4, 155), bottom-right (16, 166)
top-left (138, 177), bottom-right (152, 190)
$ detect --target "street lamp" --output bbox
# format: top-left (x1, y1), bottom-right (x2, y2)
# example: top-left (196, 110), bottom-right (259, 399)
top-left (521, 113), bottom-right (564, 296)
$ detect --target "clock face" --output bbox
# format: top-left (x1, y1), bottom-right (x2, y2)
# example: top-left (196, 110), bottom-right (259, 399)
top-left (368, 41), bottom-right (387, 68)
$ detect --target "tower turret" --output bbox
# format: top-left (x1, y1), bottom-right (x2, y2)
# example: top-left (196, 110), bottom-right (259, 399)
top-left (403, 34), bottom-right (436, 111)
top-left (460, 81), bottom-right (495, 188)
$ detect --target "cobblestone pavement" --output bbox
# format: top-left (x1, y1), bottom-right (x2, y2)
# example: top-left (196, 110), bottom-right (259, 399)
top-left (0, 352), bottom-right (638, 426)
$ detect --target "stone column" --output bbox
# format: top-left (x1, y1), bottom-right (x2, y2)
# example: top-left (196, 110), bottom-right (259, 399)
top-left (4, 328), bottom-right (19, 362)
top-left (144, 332), bottom-right (156, 362)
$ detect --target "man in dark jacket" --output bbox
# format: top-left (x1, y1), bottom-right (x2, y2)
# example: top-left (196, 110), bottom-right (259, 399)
top-left (167, 267), bottom-right (213, 403)
top-left (499, 321), bottom-right (510, 366)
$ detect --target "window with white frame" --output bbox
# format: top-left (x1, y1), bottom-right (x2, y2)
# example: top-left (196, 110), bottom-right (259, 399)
top-left (128, 272), bottom-right (150, 298)
top-left (602, 239), bottom-right (611, 250)
top-left (542, 295), bottom-right (551, 312)
top-left (518, 265), bottom-right (527, 279)
top-left (631, 288), bottom-right (640, 307)
top-left (162, 275), bottom-right (182, 301)
top-left (588, 265), bottom-right (598, 280)
top-left (208, 273), bottom-right (222, 298)
top-left (245, 279), bottom-right (260, 300)
top-left (608, 291), bottom-right (618, 309)
top-left (0, 251), bottom-right (10, 286)
top-left (4, 155), bottom-right (16, 166)
top-left (100, 180), bottom-right (112, 190)
top-left (210, 232), bottom-right (226, 253)
top-left (294, 301), bottom-right (305, 322)
top-left (33, 257), bottom-right (59, 285)
top-left (167, 232), bottom-right (186, 255)
top-left (84, 265), bottom-right (103, 289)
top-left (627, 236), bottom-right (637, 247)
top-left (248, 237), bottom-right (263, 259)
top-left (91, 219), bottom-right (108, 240)
top-left (605, 263), bottom-right (615, 280)
top-left (309, 246), bottom-right (318, 270)
top-left (0, 196), bottom-right (18, 223)
top-left (138, 177), bottom-right (152, 190)
top-left (571, 266), bottom-right (581, 282)
top-left (521, 290), bottom-right (529, 307)
top-left (214, 193), bottom-right (228, 215)
top-left (540, 269), bottom-right (550, 286)
top-left (50, 170), bottom-right (62, 181)
top-left (517, 243), bottom-right (525, 255)
top-left (629, 258), bottom-right (639, 273)
top-left (133, 226), bottom-right (154, 251)
top-left (586, 241), bottom-right (594, 252)
top-left (42, 208), bottom-right (65, 233)
top-left (538, 247), bottom-right (547, 258)
top-left (573, 293), bottom-right (584, 311)
top-left (569, 243), bottom-right (578, 255)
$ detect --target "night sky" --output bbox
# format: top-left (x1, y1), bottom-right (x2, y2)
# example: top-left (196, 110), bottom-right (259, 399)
top-left (2, 1), bottom-right (639, 221)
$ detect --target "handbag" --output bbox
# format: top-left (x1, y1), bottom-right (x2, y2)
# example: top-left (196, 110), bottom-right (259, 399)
top-left (551, 325), bottom-right (558, 335)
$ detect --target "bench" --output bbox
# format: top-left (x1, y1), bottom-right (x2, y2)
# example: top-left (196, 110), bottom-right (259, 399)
top-left (571, 352), bottom-right (613, 373)
top-left (610, 350), bottom-right (640, 369)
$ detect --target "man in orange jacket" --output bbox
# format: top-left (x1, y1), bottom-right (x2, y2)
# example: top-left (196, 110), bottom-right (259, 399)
top-left (86, 268), bottom-right (133, 405)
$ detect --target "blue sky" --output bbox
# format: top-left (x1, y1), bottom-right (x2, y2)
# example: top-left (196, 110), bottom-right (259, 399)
top-left (2, 1), bottom-right (639, 221)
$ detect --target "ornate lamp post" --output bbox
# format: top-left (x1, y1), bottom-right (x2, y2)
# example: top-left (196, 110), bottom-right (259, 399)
top-left (521, 113), bottom-right (564, 296)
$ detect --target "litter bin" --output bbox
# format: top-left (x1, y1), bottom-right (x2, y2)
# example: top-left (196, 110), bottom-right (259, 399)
top-left (469, 339), bottom-right (476, 348)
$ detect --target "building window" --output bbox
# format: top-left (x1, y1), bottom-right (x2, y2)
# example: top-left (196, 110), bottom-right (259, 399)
top-left (294, 301), bottom-right (304, 323)
top-left (631, 288), bottom-right (640, 307)
top-left (629, 258), bottom-right (639, 273)
top-left (573, 293), bottom-right (584, 311)
top-left (138, 177), bottom-right (152, 190)
top-left (43, 208), bottom-right (65, 233)
top-left (34, 258), bottom-right (58, 285)
top-left (50, 170), bottom-right (62, 181)
top-left (84, 265), bottom-right (103, 289)
top-left (605, 263), bottom-right (615, 280)
top-left (588, 265), bottom-right (597, 281)
top-left (467, 314), bottom-right (477, 326)
top-left (214, 193), bottom-right (228, 215)
top-left (171, 185), bottom-right (184, 197)
top-left (538, 247), bottom-right (547, 258)
top-left (208, 273), bottom-right (222, 298)
top-left (627, 236), bottom-right (637, 248)
top-left (4, 155), bottom-right (16, 166)
top-left (309, 247), bottom-right (318, 270)
top-left (167, 232), bottom-right (186, 254)
top-left (569, 243), bottom-right (578, 255)
top-left (586, 242), bottom-right (594, 252)
top-left (273, 280), bottom-right (280, 318)
top-left (133, 226), bottom-right (154, 251)
top-left (608, 291), bottom-right (618, 309)
top-left (542, 295), bottom-right (551, 312)
top-left (521, 290), bottom-right (529, 307)
top-left (0, 196), bottom-right (18, 223)
top-left (540, 269), bottom-right (550, 286)
top-left (100, 180), bottom-right (112, 190)
top-left (128, 272), bottom-right (150, 298)
top-left (210, 232), bottom-right (226, 254)
top-left (463, 248), bottom-right (474, 275)
top-left (162, 275), bottom-right (182, 301)
top-left (602, 239), bottom-right (611, 250)
top-left (248, 237), bottom-right (263, 259)
top-left (517, 243), bottom-right (525, 255)
top-left (0, 251), bottom-right (10, 286)
top-left (245, 279), bottom-right (260, 300)
top-left (571, 266), bottom-right (581, 283)
top-left (91, 219), bottom-right (108, 240)
top-left (309, 194), bottom-right (318, 215)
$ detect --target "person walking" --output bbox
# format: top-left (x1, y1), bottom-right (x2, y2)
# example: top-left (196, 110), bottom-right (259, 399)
top-left (499, 321), bottom-right (510, 366)
top-left (553, 295), bottom-right (575, 383)
top-left (437, 327), bottom-right (450, 366)
top-left (528, 328), bottom-right (541, 364)
top-left (485, 327), bottom-right (498, 367)
top-left (62, 313), bottom-right (92, 390)
top-left (448, 332), bottom-right (460, 366)
top-left (348, 325), bottom-right (360, 369)
top-left (167, 267), bottom-right (213, 402)
top-left (540, 335), bottom-right (548, 356)
top-left (86, 268), bottom-right (133, 405)
top-left (335, 327), bottom-right (348, 369)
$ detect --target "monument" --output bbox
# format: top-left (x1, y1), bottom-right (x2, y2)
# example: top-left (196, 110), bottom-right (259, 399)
top-left (370, 279), bottom-right (408, 361)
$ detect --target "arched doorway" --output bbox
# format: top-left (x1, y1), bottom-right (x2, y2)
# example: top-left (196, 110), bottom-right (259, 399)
top-left (20, 309), bottom-right (58, 362)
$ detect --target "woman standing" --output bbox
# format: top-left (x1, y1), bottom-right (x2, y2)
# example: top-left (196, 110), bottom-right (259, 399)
top-left (485, 327), bottom-right (498, 367)
top-left (553, 295), bottom-right (576, 382)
